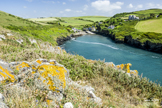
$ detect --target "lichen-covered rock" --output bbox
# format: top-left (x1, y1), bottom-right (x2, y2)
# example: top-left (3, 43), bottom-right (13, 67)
top-left (0, 62), bottom-right (15, 83)
top-left (34, 63), bottom-right (68, 92)
top-left (63, 102), bottom-right (73, 108)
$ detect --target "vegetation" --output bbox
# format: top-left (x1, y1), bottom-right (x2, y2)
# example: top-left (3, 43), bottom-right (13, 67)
top-left (113, 8), bottom-right (162, 20)
top-left (0, 9), bottom-right (162, 107)
top-left (0, 11), bottom-right (38, 27)
top-left (135, 18), bottom-right (162, 33)
top-left (83, 9), bottom-right (162, 44)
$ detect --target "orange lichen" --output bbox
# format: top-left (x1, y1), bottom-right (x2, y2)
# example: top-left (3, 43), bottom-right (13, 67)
top-left (46, 99), bottom-right (52, 105)
top-left (0, 66), bottom-right (15, 83)
top-left (36, 60), bottom-right (42, 64)
top-left (50, 62), bottom-right (55, 65)
top-left (37, 64), bottom-right (67, 91)
top-left (16, 62), bottom-right (30, 71)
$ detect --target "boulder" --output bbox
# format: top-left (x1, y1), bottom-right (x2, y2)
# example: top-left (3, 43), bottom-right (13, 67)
top-left (63, 102), bottom-right (73, 108)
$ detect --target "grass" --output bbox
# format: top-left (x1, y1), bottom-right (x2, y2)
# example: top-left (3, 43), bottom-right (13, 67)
top-left (135, 18), bottom-right (162, 33)
top-left (0, 11), bottom-right (38, 27)
top-left (59, 17), bottom-right (93, 26)
top-left (113, 8), bottom-right (162, 19)
top-left (77, 16), bottom-right (110, 22)
top-left (28, 17), bottom-right (58, 25)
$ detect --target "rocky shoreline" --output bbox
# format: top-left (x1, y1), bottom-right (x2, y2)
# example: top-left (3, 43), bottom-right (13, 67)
top-left (94, 31), bottom-right (162, 54)
top-left (57, 31), bottom-right (91, 46)
top-left (57, 30), bottom-right (162, 54)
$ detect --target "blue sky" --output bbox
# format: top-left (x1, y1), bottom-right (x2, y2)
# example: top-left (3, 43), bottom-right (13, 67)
top-left (0, 0), bottom-right (162, 18)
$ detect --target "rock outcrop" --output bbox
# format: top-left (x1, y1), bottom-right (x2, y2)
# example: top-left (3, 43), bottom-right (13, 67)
top-left (0, 58), bottom-right (103, 107)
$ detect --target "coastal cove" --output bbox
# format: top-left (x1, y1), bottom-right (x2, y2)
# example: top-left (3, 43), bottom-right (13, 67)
top-left (61, 34), bottom-right (162, 84)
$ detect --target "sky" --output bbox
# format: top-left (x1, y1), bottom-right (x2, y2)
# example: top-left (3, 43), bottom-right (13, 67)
top-left (0, 0), bottom-right (162, 18)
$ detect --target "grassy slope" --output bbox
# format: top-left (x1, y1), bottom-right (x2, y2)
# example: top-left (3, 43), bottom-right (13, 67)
top-left (135, 18), bottom-right (162, 33)
top-left (114, 9), bottom-right (162, 19)
top-left (0, 11), bottom-right (38, 27)
top-left (60, 17), bottom-right (93, 26)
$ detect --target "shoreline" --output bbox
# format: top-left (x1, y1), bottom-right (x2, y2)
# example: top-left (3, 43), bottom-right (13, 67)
top-left (94, 31), bottom-right (162, 54)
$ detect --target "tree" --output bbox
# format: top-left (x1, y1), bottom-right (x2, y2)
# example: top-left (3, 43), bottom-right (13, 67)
top-left (150, 13), bottom-right (155, 18)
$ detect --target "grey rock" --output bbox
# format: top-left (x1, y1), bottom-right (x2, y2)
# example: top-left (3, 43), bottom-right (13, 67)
top-left (82, 85), bottom-right (95, 93)
top-left (47, 91), bottom-right (63, 102)
top-left (6, 33), bottom-right (13, 36)
top-left (63, 102), bottom-right (73, 108)
top-left (0, 101), bottom-right (8, 108)
top-left (0, 93), bottom-right (5, 102)
top-left (16, 39), bottom-right (23, 44)
top-left (0, 35), bottom-right (6, 40)
top-left (94, 97), bottom-right (102, 105)
top-left (29, 39), bottom-right (37, 44)
top-left (88, 91), bottom-right (96, 98)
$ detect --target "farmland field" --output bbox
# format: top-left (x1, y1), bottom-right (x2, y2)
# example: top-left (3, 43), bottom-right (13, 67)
top-left (77, 16), bottom-right (110, 22)
top-left (135, 18), bottom-right (162, 33)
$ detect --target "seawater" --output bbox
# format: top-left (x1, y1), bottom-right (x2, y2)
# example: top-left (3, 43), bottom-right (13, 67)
top-left (61, 34), bottom-right (162, 84)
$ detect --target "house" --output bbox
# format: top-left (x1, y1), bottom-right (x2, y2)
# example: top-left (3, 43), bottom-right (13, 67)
top-left (108, 25), bottom-right (115, 29)
top-left (98, 22), bottom-right (102, 25)
top-left (72, 28), bottom-right (78, 32)
top-left (128, 15), bottom-right (139, 20)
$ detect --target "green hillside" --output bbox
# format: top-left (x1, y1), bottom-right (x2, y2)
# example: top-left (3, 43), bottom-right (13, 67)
top-left (0, 11), bottom-right (38, 27)
top-left (135, 18), bottom-right (162, 33)
top-left (113, 8), bottom-right (162, 20)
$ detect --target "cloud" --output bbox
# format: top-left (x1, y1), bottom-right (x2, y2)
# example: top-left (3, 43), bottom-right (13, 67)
top-left (83, 5), bottom-right (88, 11)
top-left (147, 3), bottom-right (162, 9)
top-left (26, 0), bottom-right (33, 2)
top-left (91, 0), bottom-right (124, 12)
top-left (65, 9), bottom-right (71, 12)
top-left (63, 2), bottom-right (66, 5)
top-left (23, 6), bottom-right (27, 8)
top-left (136, 4), bottom-right (143, 9)
top-left (60, 11), bottom-right (64, 13)
top-left (76, 10), bottom-right (82, 13)
top-left (128, 3), bottom-right (133, 8)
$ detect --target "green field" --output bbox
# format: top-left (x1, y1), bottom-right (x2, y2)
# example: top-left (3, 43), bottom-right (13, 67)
top-left (77, 16), bottom-right (110, 22)
top-left (114, 9), bottom-right (162, 19)
top-left (0, 11), bottom-right (37, 27)
top-left (28, 16), bottom-right (109, 27)
top-left (135, 18), bottom-right (162, 33)
top-left (59, 17), bottom-right (93, 27)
